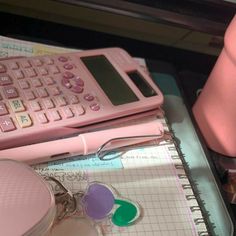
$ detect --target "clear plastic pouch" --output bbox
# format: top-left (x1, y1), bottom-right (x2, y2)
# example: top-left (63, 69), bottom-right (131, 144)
top-left (0, 159), bottom-right (56, 236)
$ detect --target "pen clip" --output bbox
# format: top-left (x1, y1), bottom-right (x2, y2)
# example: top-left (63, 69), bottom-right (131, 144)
top-left (96, 130), bottom-right (172, 160)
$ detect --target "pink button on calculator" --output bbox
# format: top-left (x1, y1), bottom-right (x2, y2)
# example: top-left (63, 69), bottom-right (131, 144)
top-left (0, 48), bottom-right (163, 150)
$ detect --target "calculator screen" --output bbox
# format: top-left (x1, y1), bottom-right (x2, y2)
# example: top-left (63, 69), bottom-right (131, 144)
top-left (127, 71), bottom-right (157, 97)
top-left (81, 55), bottom-right (139, 105)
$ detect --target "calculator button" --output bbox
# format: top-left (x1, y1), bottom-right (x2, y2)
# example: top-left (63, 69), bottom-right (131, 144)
top-left (25, 68), bottom-right (37, 77)
top-left (63, 71), bottom-right (74, 79)
top-left (38, 67), bottom-right (48, 76)
top-left (21, 60), bottom-right (32, 68)
top-left (48, 86), bottom-right (61, 96)
top-left (32, 59), bottom-right (43, 66)
top-left (43, 77), bottom-right (55, 85)
top-left (58, 56), bottom-right (68, 62)
top-left (36, 112), bottom-right (48, 124)
top-left (50, 66), bottom-right (60, 74)
top-left (76, 105), bottom-right (85, 115)
top-left (43, 98), bottom-right (55, 109)
top-left (62, 78), bottom-right (72, 89)
top-left (3, 86), bottom-right (19, 99)
top-left (31, 78), bottom-right (42, 87)
top-left (29, 101), bottom-right (41, 111)
top-left (24, 91), bottom-right (36, 100)
top-left (13, 70), bottom-right (24, 79)
top-left (0, 102), bottom-right (8, 116)
top-left (71, 85), bottom-right (83, 94)
top-left (15, 113), bottom-right (32, 128)
top-left (61, 107), bottom-right (74, 118)
top-left (0, 75), bottom-right (12, 86)
top-left (63, 63), bottom-right (73, 70)
top-left (44, 57), bottom-right (54, 65)
top-left (9, 99), bottom-right (25, 113)
top-left (84, 93), bottom-right (94, 101)
top-left (74, 76), bottom-right (84, 87)
top-left (54, 96), bottom-right (67, 107)
top-left (0, 116), bottom-right (16, 132)
top-left (18, 80), bottom-right (30, 89)
top-left (9, 62), bottom-right (19, 70)
top-left (68, 95), bottom-right (79, 104)
top-left (90, 103), bottom-right (100, 111)
top-left (0, 64), bottom-right (7, 73)
top-left (37, 88), bottom-right (49, 98)
top-left (49, 110), bottom-right (61, 121)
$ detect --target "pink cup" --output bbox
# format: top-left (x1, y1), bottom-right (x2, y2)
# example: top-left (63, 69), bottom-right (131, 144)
top-left (193, 15), bottom-right (236, 157)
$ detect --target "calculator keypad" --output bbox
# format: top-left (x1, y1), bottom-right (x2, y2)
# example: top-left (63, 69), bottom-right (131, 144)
top-left (0, 54), bottom-right (101, 135)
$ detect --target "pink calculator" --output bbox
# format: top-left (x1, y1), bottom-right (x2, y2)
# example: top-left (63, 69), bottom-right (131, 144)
top-left (0, 47), bottom-right (163, 150)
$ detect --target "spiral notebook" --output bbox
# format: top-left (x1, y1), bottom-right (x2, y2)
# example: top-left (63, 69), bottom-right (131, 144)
top-left (0, 36), bottom-right (209, 235)
top-left (35, 117), bottom-right (209, 236)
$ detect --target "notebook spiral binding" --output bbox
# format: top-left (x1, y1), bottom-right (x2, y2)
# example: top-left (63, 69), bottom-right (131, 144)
top-left (164, 117), bottom-right (214, 236)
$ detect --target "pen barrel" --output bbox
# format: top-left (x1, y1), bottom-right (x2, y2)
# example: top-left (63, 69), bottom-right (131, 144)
top-left (0, 136), bottom-right (84, 164)
top-left (0, 120), bottom-right (164, 164)
top-left (80, 120), bottom-right (164, 154)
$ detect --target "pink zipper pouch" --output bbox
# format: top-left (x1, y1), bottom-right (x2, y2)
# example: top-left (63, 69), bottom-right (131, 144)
top-left (0, 159), bottom-right (56, 236)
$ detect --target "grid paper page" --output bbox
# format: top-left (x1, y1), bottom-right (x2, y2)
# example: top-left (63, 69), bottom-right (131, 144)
top-left (36, 139), bottom-right (208, 236)
top-left (0, 36), bottom-right (209, 235)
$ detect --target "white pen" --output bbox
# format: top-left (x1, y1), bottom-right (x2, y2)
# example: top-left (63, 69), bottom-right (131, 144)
top-left (0, 120), bottom-right (165, 165)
